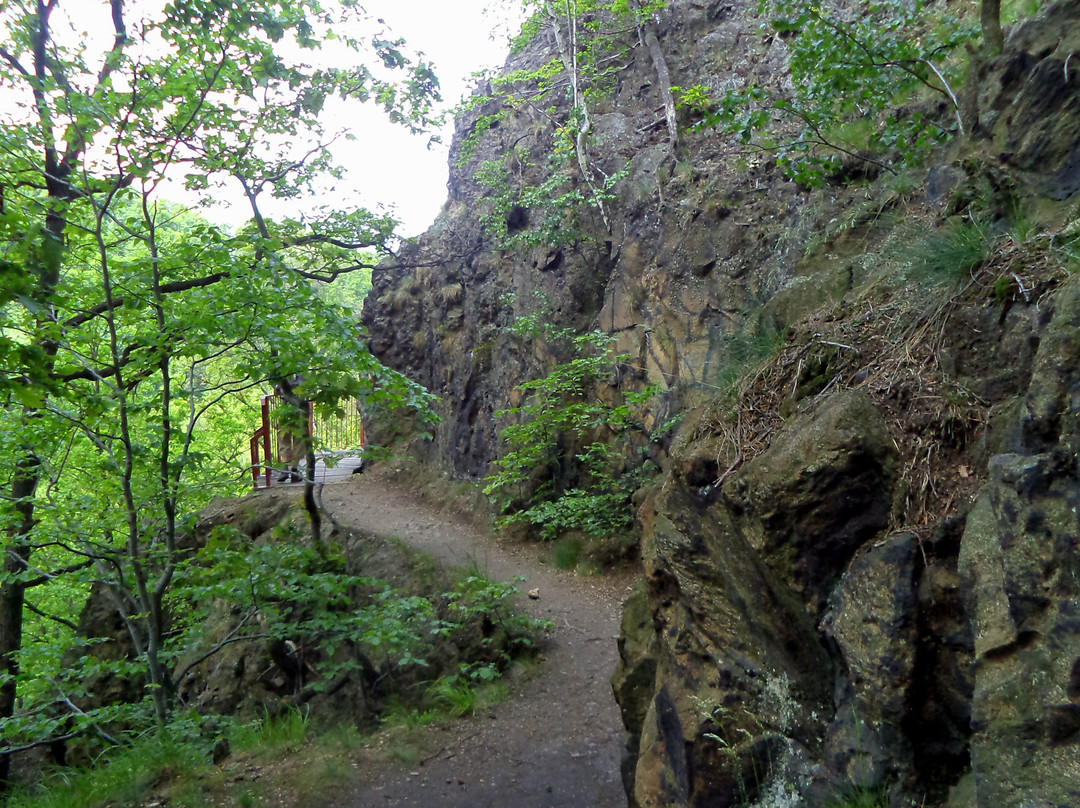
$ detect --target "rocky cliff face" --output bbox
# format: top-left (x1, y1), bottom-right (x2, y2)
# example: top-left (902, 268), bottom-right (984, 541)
top-left (363, 1), bottom-right (1080, 805)
top-left (363, 0), bottom-right (827, 477)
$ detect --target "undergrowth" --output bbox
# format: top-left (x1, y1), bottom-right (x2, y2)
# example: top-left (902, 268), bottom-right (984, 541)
top-left (702, 192), bottom-right (1080, 529)
top-left (5, 662), bottom-right (520, 808)
top-left (553, 536), bottom-right (582, 569)
top-left (4, 730), bottom-right (216, 808)
top-left (484, 318), bottom-right (662, 543)
top-left (902, 216), bottom-right (994, 283)
top-left (5, 553), bottom-right (547, 808)
top-left (825, 783), bottom-right (891, 808)
top-left (229, 708), bottom-right (310, 756)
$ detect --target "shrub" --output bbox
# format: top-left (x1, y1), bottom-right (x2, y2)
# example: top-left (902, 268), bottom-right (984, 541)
top-left (483, 327), bottom-right (659, 541)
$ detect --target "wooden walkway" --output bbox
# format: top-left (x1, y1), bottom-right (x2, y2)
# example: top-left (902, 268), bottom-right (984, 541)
top-left (254, 454), bottom-right (365, 489)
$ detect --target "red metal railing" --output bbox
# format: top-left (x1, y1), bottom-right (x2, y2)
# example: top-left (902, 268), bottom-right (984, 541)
top-left (249, 396), bottom-right (274, 489)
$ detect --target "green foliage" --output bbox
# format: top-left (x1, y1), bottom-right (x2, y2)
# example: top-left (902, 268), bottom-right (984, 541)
top-left (715, 318), bottom-right (787, 394)
top-left (315, 265), bottom-right (374, 314)
top-left (825, 783), bottom-right (891, 808)
top-left (681, 0), bottom-right (977, 185)
top-left (475, 147), bottom-right (625, 249)
top-left (430, 658), bottom-right (511, 718)
top-left (182, 538), bottom-right (435, 679)
top-left (1002, 198), bottom-right (1040, 245)
top-left (5, 707), bottom-right (352, 808)
top-left (4, 533), bottom-right (543, 775)
top-left (447, 573), bottom-right (550, 640)
top-left (552, 536), bottom-right (583, 569)
top-left (230, 708), bottom-right (311, 755)
top-left (1003, 0), bottom-right (1041, 24)
top-left (484, 325), bottom-right (659, 540)
top-left (2, 729), bottom-right (210, 808)
top-left (432, 677), bottom-right (478, 717)
top-left (378, 699), bottom-right (442, 730)
top-left (0, 0), bottom-right (444, 766)
top-left (460, 0), bottom-right (659, 247)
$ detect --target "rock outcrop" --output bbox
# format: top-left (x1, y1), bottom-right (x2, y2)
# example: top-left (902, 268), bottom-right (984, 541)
top-left (363, 0), bottom-right (1080, 804)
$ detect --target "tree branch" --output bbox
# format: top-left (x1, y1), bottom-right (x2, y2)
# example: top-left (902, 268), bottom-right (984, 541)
top-left (22, 559), bottom-right (94, 590)
top-left (0, 730), bottom-right (83, 757)
top-left (62, 271), bottom-right (230, 329)
top-left (22, 599), bottom-right (79, 631)
top-left (630, 0), bottom-right (678, 155)
top-left (96, 0), bottom-right (129, 87)
top-left (288, 233), bottom-right (391, 251)
top-left (776, 101), bottom-right (898, 176)
top-left (0, 47), bottom-right (30, 77)
top-left (173, 610), bottom-right (265, 689)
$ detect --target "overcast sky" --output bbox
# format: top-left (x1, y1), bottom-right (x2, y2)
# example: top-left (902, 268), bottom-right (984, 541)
top-left (44, 0), bottom-right (519, 237)
top-left (332, 0), bottom-right (519, 236)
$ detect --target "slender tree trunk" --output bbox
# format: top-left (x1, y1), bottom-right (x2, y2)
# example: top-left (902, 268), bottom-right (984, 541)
top-left (982, 0), bottom-right (1004, 53)
top-left (303, 423), bottom-right (323, 550)
top-left (0, 4), bottom-right (75, 784)
top-left (145, 194), bottom-right (179, 723)
top-left (239, 183), bottom-right (323, 547)
top-left (0, 156), bottom-right (69, 796)
top-left (0, 459), bottom-right (40, 786)
top-left (546, 0), bottom-right (614, 235)
top-left (629, 0), bottom-right (678, 156)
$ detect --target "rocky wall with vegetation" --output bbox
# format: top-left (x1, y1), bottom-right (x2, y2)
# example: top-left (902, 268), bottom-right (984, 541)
top-left (363, 0), bottom-right (1080, 805)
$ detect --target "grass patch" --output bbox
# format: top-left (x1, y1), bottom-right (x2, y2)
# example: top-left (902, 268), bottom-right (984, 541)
top-left (903, 217), bottom-right (993, 283)
top-left (432, 677), bottom-right (478, 717)
top-left (825, 783), bottom-right (890, 808)
top-left (379, 696), bottom-right (442, 730)
top-left (552, 536), bottom-right (582, 569)
top-left (5, 733), bottom-right (211, 808)
top-left (229, 707), bottom-right (310, 756)
top-left (713, 318), bottom-right (788, 399)
top-left (382, 743), bottom-right (420, 766)
top-left (5, 673), bottom-right (526, 808)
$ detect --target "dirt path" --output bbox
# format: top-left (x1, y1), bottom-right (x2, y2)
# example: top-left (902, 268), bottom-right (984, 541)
top-left (319, 467), bottom-right (633, 808)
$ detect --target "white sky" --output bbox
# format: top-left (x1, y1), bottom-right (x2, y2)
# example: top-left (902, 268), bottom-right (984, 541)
top-left (321, 0), bottom-right (520, 236)
top-left (45, 0), bottom-right (520, 237)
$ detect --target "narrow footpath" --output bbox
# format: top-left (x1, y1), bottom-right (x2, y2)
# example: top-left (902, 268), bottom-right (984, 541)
top-left (319, 467), bottom-right (633, 808)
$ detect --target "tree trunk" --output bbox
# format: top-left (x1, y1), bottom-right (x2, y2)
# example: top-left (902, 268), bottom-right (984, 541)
top-left (629, 0), bottom-right (678, 156)
top-left (303, 426), bottom-right (323, 550)
top-left (0, 459), bottom-right (41, 787)
top-left (982, 0), bottom-right (1004, 54)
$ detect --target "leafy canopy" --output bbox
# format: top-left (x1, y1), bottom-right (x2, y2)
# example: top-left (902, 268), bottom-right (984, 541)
top-left (0, 0), bottom-right (440, 758)
top-left (676, 0), bottom-right (976, 185)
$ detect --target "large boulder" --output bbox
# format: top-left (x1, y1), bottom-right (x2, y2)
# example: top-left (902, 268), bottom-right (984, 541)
top-left (724, 390), bottom-right (896, 616)
top-left (956, 281), bottom-right (1080, 807)
top-left (958, 453), bottom-right (1080, 808)
top-left (621, 389), bottom-right (899, 807)
top-left (630, 485), bottom-right (831, 808)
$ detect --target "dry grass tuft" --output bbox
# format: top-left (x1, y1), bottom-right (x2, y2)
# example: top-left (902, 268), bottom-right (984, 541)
top-left (703, 228), bottom-right (1072, 529)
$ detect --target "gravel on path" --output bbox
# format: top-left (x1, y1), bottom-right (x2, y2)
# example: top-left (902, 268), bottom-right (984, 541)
top-left (319, 467), bottom-right (633, 808)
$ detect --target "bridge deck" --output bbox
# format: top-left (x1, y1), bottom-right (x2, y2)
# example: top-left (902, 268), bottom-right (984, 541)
top-left (254, 454), bottom-right (365, 489)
